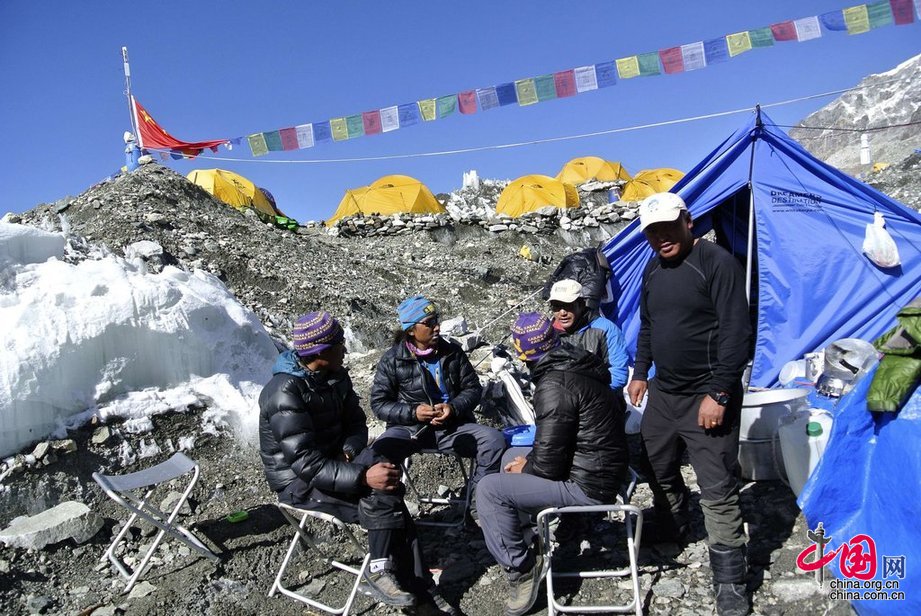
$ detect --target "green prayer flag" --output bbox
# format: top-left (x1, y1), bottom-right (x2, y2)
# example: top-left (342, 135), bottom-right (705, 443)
top-left (437, 95), bottom-right (458, 118)
top-left (868, 1), bottom-right (894, 28)
top-left (330, 118), bottom-right (348, 141)
top-left (418, 99), bottom-right (437, 121)
top-left (616, 56), bottom-right (640, 79)
top-left (515, 78), bottom-right (538, 106)
top-left (748, 27), bottom-right (775, 48)
top-left (264, 130), bottom-right (283, 151)
top-left (534, 74), bottom-right (557, 101)
top-left (637, 52), bottom-right (661, 76)
top-left (844, 5), bottom-right (871, 33)
top-left (346, 114), bottom-right (364, 138)
top-left (247, 133), bottom-right (268, 157)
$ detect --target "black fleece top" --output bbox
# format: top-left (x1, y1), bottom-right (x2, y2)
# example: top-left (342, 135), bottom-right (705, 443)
top-left (634, 239), bottom-right (752, 395)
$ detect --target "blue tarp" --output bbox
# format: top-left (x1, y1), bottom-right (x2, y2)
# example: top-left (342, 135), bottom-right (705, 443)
top-left (601, 109), bottom-right (921, 387)
top-left (800, 368), bottom-right (921, 615)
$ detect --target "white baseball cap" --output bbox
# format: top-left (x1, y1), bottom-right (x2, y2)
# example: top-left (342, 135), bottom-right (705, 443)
top-left (638, 192), bottom-right (688, 231)
top-left (549, 279), bottom-right (583, 303)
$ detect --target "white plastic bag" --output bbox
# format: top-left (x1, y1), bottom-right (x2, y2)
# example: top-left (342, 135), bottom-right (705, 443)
top-left (862, 211), bottom-right (901, 268)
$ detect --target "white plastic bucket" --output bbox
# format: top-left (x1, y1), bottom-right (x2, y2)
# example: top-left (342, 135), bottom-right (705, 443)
top-left (740, 388), bottom-right (809, 440)
top-left (778, 409), bottom-right (834, 497)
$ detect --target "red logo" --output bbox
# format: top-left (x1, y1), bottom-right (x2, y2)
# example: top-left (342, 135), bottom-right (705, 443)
top-left (797, 523), bottom-right (878, 582)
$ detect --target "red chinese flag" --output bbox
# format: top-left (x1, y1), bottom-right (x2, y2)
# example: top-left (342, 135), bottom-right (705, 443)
top-left (770, 21), bottom-right (797, 41)
top-left (458, 90), bottom-right (478, 114)
top-left (554, 70), bottom-right (577, 97)
top-left (890, 0), bottom-right (915, 24)
top-left (279, 127), bottom-right (299, 150)
top-left (132, 97), bottom-right (228, 156)
top-left (362, 110), bottom-right (383, 135)
top-left (659, 47), bottom-right (684, 74)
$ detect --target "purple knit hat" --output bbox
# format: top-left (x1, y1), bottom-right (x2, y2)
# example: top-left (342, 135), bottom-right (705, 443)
top-left (511, 312), bottom-right (559, 362)
top-left (291, 311), bottom-right (345, 357)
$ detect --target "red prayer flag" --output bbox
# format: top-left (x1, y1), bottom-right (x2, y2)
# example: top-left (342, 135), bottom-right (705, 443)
top-left (770, 21), bottom-right (798, 41)
top-left (279, 127), bottom-right (298, 150)
top-left (362, 110), bottom-right (382, 135)
top-left (890, 0), bottom-right (915, 24)
top-left (458, 90), bottom-right (478, 114)
top-left (131, 97), bottom-right (228, 156)
top-left (659, 47), bottom-right (684, 74)
top-left (554, 70), bottom-right (577, 97)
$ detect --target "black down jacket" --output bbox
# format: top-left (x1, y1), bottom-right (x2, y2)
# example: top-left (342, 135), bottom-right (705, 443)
top-left (523, 343), bottom-right (628, 502)
top-left (370, 338), bottom-right (483, 435)
top-left (258, 351), bottom-right (369, 494)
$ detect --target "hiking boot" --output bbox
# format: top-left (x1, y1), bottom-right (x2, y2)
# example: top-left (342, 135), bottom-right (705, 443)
top-left (715, 583), bottom-right (750, 616)
top-left (641, 517), bottom-right (688, 544)
top-left (410, 587), bottom-right (458, 615)
top-left (359, 570), bottom-right (416, 608)
top-left (505, 552), bottom-right (544, 616)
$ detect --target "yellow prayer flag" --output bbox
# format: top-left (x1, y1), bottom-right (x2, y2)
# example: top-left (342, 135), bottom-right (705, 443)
top-left (844, 5), bottom-right (871, 34)
top-left (726, 32), bottom-right (752, 57)
top-left (615, 56), bottom-right (640, 80)
top-left (330, 117), bottom-right (348, 141)
top-left (515, 78), bottom-right (538, 106)
top-left (418, 99), bottom-right (437, 121)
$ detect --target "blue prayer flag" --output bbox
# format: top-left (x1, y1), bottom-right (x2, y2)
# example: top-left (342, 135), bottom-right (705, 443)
top-left (496, 82), bottom-right (518, 106)
top-left (313, 121), bottom-right (332, 143)
top-left (704, 37), bottom-right (729, 64)
top-left (594, 60), bottom-right (618, 87)
top-left (820, 10), bottom-right (848, 31)
top-left (398, 102), bottom-right (421, 127)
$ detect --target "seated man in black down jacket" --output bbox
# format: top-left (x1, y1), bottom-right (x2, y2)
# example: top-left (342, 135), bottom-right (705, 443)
top-left (476, 312), bottom-right (629, 616)
top-left (370, 295), bottom-right (505, 510)
top-left (258, 311), bottom-right (453, 614)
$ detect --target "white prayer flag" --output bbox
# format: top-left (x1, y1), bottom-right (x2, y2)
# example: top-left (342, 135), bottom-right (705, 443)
top-left (295, 124), bottom-right (314, 149)
top-left (380, 106), bottom-right (400, 132)
top-left (574, 65), bottom-right (598, 93)
top-left (794, 16), bottom-right (822, 41)
top-left (680, 42), bottom-right (707, 71)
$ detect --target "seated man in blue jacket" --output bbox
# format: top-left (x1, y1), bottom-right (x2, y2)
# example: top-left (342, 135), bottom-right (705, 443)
top-left (476, 312), bottom-right (629, 616)
top-left (258, 311), bottom-right (453, 614)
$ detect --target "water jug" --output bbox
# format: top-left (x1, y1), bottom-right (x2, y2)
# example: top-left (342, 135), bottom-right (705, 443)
top-left (777, 409), bottom-right (833, 497)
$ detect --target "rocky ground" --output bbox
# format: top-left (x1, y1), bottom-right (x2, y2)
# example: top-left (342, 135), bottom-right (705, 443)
top-left (6, 154), bottom-right (919, 615)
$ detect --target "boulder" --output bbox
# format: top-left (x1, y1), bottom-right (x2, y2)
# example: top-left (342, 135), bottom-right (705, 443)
top-left (0, 501), bottom-right (102, 549)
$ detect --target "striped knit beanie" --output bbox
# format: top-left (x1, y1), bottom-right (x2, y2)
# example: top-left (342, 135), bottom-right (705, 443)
top-left (511, 312), bottom-right (559, 362)
top-left (291, 311), bottom-right (345, 357)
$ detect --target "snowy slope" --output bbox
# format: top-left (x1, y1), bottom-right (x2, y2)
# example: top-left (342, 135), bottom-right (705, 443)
top-left (0, 222), bottom-right (277, 458)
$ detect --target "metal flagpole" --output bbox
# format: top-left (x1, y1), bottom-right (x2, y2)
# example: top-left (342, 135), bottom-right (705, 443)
top-left (122, 47), bottom-right (138, 138)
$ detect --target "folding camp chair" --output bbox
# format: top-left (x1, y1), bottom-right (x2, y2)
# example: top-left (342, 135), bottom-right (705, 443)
top-left (269, 501), bottom-right (371, 615)
top-left (536, 468), bottom-right (644, 616)
top-left (92, 452), bottom-right (218, 593)
top-left (401, 449), bottom-right (475, 528)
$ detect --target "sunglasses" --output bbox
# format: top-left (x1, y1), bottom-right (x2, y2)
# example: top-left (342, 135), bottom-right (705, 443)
top-left (418, 315), bottom-right (440, 328)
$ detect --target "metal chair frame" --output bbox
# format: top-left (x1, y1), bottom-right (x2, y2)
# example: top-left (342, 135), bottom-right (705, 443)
top-left (401, 448), bottom-right (475, 528)
top-left (536, 468), bottom-right (644, 616)
top-left (268, 502), bottom-right (370, 615)
top-left (92, 452), bottom-right (218, 593)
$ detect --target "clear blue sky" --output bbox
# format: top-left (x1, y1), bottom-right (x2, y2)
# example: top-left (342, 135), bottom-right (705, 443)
top-left (2, 1), bottom-right (918, 222)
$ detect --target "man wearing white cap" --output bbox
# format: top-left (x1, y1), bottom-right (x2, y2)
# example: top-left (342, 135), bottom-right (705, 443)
top-left (627, 193), bottom-right (752, 616)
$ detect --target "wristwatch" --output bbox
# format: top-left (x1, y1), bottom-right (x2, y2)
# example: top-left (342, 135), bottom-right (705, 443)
top-left (708, 391), bottom-right (730, 406)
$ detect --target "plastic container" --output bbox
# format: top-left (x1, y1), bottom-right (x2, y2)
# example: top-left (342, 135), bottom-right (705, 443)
top-left (502, 424), bottom-right (536, 447)
top-left (777, 409), bottom-right (833, 497)
top-left (738, 438), bottom-right (784, 481)
top-left (739, 388), bottom-right (809, 441)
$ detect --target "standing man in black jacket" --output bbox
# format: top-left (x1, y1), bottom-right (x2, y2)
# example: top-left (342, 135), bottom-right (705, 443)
top-left (259, 311), bottom-right (452, 614)
top-left (627, 193), bottom-right (752, 616)
top-left (476, 312), bottom-right (628, 616)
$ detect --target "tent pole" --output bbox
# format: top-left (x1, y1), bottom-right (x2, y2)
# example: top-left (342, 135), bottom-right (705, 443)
top-left (122, 47), bottom-right (138, 138)
top-left (744, 106), bottom-right (761, 305)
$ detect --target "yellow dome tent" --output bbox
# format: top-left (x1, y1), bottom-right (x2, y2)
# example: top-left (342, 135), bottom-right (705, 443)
top-left (619, 168), bottom-right (685, 201)
top-left (556, 157), bottom-right (631, 184)
top-left (327, 175), bottom-right (443, 224)
top-left (495, 175), bottom-right (580, 217)
top-left (187, 169), bottom-right (280, 218)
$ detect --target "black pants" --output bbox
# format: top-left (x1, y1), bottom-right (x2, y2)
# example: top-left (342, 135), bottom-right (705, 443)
top-left (640, 380), bottom-right (746, 547)
top-left (278, 446), bottom-right (431, 592)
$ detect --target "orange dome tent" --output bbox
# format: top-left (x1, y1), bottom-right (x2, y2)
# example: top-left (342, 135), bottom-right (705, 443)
top-left (556, 157), bottom-right (631, 184)
top-left (619, 168), bottom-right (684, 201)
top-left (327, 175), bottom-right (443, 224)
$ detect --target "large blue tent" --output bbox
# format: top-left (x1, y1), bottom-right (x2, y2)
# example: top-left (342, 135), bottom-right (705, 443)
top-left (601, 108), bottom-right (921, 387)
